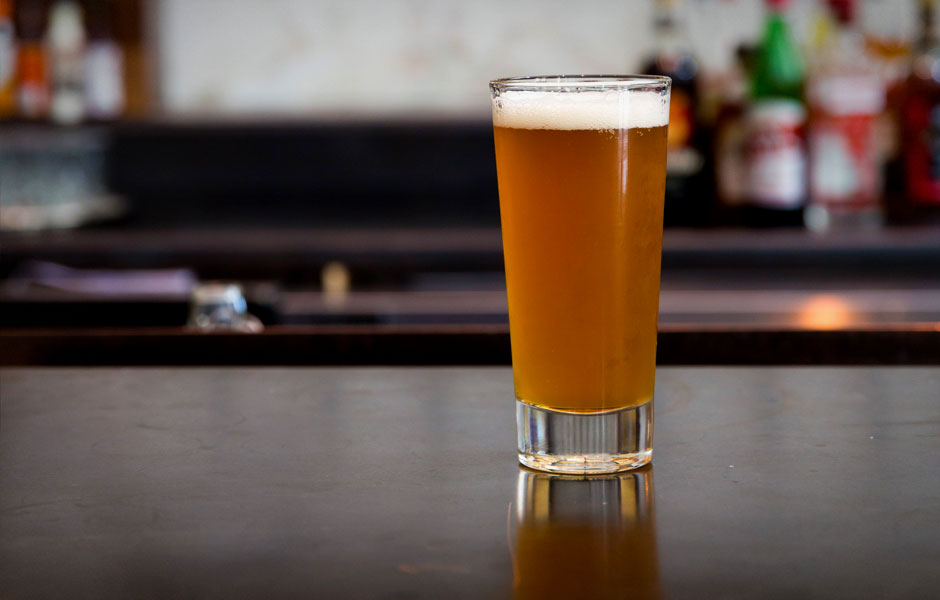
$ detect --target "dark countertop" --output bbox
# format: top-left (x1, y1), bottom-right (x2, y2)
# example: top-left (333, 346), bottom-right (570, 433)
top-left (1, 367), bottom-right (939, 599)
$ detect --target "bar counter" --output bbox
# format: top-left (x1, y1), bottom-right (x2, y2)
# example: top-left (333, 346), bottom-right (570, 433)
top-left (2, 367), bottom-right (938, 599)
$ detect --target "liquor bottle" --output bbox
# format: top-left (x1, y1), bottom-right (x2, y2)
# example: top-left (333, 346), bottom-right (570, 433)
top-left (899, 0), bottom-right (940, 220)
top-left (15, 0), bottom-right (49, 119)
top-left (865, 1), bottom-right (912, 223)
top-left (46, 0), bottom-right (86, 124)
top-left (713, 45), bottom-right (753, 223)
top-left (641, 0), bottom-right (705, 227)
top-left (84, 0), bottom-right (124, 120)
top-left (0, 0), bottom-right (15, 117)
top-left (743, 0), bottom-right (807, 226)
top-left (805, 0), bottom-right (885, 231)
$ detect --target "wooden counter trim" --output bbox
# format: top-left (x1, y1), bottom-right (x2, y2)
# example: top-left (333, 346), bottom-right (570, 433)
top-left (2, 324), bottom-right (938, 366)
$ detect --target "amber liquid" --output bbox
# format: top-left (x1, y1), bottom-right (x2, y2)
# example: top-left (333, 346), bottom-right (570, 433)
top-left (494, 125), bottom-right (668, 412)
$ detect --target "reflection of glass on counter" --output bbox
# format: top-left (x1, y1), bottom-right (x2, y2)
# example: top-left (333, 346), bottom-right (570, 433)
top-left (512, 467), bottom-right (661, 600)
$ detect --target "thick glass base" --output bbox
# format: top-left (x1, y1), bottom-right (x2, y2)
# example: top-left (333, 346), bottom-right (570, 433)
top-left (516, 400), bottom-right (652, 474)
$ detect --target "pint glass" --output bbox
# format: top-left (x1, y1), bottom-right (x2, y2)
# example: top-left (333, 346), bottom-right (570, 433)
top-left (490, 76), bottom-right (671, 473)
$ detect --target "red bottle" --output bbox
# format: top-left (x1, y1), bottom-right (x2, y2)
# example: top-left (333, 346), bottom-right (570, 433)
top-left (900, 0), bottom-right (940, 220)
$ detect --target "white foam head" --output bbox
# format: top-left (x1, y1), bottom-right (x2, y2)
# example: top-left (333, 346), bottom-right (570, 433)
top-left (492, 89), bottom-right (669, 131)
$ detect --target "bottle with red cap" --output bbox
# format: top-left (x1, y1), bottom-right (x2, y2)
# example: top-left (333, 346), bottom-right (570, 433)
top-left (804, 0), bottom-right (886, 232)
top-left (743, 0), bottom-right (807, 227)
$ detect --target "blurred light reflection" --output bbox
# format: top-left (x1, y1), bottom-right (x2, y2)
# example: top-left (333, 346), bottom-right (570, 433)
top-left (796, 294), bottom-right (855, 330)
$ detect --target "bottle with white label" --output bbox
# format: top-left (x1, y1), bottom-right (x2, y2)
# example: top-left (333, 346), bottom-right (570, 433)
top-left (84, 0), bottom-right (124, 120)
top-left (805, 0), bottom-right (886, 232)
top-left (743, 0), bottom-right (807, 227)
top-left (46, 0), bottom-right (86, 125)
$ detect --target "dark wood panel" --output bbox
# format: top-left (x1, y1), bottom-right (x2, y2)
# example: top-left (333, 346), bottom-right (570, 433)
top-left (2, 325), bottom-right (938, 366)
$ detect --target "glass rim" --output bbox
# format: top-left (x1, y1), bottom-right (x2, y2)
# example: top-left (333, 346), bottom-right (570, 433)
top-left (489, 74), bottom-right (671, 93)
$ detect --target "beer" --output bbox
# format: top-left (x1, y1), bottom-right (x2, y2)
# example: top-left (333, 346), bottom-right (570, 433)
top-left (493, 87), bottom-right (669, 412)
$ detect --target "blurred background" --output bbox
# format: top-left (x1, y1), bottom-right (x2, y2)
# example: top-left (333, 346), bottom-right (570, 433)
top-left (1, 0), bottom-right (938, 364)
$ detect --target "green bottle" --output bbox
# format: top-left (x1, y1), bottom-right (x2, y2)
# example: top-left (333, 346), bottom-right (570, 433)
top-left (743, 0), bottom-right (807, 226)
top-left (750, 0), bottom-right (805, 102)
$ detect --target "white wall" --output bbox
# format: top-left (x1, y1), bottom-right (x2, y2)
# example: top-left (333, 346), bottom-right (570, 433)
top-left (155, 0), bottom-right (917, 120)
